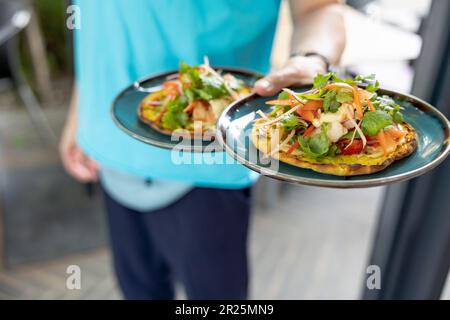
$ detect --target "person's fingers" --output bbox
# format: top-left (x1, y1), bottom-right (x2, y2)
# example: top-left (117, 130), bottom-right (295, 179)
top-left (73, 148), bottom-right (99, 182)
top-left (254, 65), bottom-right (320, 96)
top-left (62, 145), bottom-right (98, 183)
top-left (254, 56), bottom-right (327, 96)
top-left (254, 68), bottom-right (310, 96)
top-left (84, 157), bottom-right (99, 181)
top-left (69, 149), bottom-right (94, 182)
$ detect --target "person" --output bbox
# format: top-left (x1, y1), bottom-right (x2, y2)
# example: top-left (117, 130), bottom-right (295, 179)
top-left (60, 0), bottom-right (345, 299)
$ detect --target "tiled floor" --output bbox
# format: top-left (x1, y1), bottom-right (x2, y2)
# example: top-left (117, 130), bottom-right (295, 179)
top-left (1, 180), bottom-right (448, 299)
top-left (0, 180), bottom-right (382, 300)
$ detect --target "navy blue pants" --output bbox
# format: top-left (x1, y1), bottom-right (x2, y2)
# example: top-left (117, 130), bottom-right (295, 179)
top-left (103, 186), bottom-right (251, 300)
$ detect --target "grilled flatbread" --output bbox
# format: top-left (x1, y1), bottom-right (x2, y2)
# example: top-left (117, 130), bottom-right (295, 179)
top-left (250, 73), bottom-right (419, 176)
top-left (138, 59), bottom-right (250, 140)
top-left (251, 120), bottom-right (417, 176)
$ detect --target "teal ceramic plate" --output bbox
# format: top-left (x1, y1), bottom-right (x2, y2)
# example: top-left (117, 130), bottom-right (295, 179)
top-left (216, 86), bottom-right (450, 188)
top-left (112, 68), bottom-right (262, 152)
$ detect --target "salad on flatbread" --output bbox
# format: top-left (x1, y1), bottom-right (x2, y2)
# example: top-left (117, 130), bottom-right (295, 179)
top-left (252, 73), bottom-right (418, 176)
top-left (138, 58), bottom-right (251, 139)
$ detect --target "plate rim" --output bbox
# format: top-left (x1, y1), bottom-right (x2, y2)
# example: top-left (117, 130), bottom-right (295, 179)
top-left (216, 88), bottom-right (450, 188)
top-left (111, 67), bottom-right (263, 153)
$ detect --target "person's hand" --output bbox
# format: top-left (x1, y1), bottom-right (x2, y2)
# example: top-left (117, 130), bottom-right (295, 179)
top-left (59, 121), bottom-right (99, 183)
top-left (254, 55), bottom-right (328, 96)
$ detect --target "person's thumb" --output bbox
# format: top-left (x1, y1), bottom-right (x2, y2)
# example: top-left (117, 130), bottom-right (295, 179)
top-left (254, 74), bottom-right (284, 96)
top-left (254, 67), bottom-right (303, 96)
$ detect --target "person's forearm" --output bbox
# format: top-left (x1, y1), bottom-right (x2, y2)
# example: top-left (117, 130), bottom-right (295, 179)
top-left (290, 1), bottom-right (346, 65)
top-left (63, 86), bottom-right (79, 137)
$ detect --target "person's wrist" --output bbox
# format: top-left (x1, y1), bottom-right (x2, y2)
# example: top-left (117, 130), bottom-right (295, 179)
top-left (287, 55), bottom-right (328, 76)
top-left (289, 52), bottom-right (330, 73)
top-left (254, 53), bottom-right (330, 96)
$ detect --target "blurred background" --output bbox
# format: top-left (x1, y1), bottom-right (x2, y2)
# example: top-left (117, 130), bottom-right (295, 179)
top-left (0, 0), bottom-right (449, 299)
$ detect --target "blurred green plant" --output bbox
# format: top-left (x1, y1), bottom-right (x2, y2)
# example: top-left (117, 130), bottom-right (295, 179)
top-left (34, 0), bottom-right (70, 74)
top-left (20, 0), bottom-right (71, 78)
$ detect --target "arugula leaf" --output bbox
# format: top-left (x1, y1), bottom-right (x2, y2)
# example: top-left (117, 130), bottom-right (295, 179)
top-left (377, 95), bottom-right (396, 107)
top-left (183, 88), bottom-right (196, 103)
top-left (161, 111), bottom-right (189, 130)
top-left (282, 115), bottom-right (306, 131)
top-left (200, 73), bottom-right (223, 88)
top-left (327, 144), bottom-right (341, 157)
top-left (336, 89), bottom-right (354, 103)
top-left (392, 112), bottom-right (404, 123)
top-left (366, 80), bottom-right (380, 92)
top-left (375, 95), bottom-right (404, 124)
top-left (161, 95), bottom-right (189, 130)
top-left (278, 91), bottom-right (290, 100)
top-left (330, 73), bottom-right (380, 93)
top-left (268, 105), bottom-right (289, 117)
top-left (166, 96), bottom-right (188, 113)
top-left (196, 74), bottom-right (228, 100)
top-left (332, 74), bottom-right (356, 86)
top-left (313, 73), bottom-right (333, 89)
top-left (361, 110), bottom-right (393, 136)
top-left (179, 61), bottom-right (190, 73)
top-left (372, 95), bottom-right (405, 125)
top-left (389, 104), bottom-right (404, 123)
top-left (298, 128), bottom-right (330, 158)
top-left (179, 62), bottom-right (202, 88)
top-left (340, 130), bottom-right (361, 140)
top-left (354, 74), bottom-right (379, 92)
top-left (355, 74), bottom-right (376, 81)
top-left (323, 89), bottom-right (340, 113)
top-left (196, 89), bottom-right (213, 100)
top-left (297, 89), bottom-right (326, 100)
top-left (195, 85), bottom-right (227, 100)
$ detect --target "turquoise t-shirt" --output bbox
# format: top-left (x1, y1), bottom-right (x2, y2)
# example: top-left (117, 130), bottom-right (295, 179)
top-left (74, 0), bottom-right (280, 191)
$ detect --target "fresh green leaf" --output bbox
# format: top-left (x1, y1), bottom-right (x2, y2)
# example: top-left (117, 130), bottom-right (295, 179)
top-left (335, 89), bottom-right (354, 103)
top-left (366, 80), bottom-right (380, 92)
top-left (196, 74), bottom-right (228, 99)
top-left (298, 128), bottom-right (330, 158)
top-left (161, 111), bottom-right (189, 130)
top-left (392, 111), bottom-right (404, 123)
top-left (323, 89), bottom-right (340, 113)
top-left (389, 105), bottom-right (404, 123)
top-left (200, 73), bottom-right (223, 88)
top-left (166, 96), bottom-right (188, 113)
top-left (355, 74), bottom-right (376, 81)
top-left (340, 130), bottom-right (361, 140)
top-left (195, 85), bottom-right (227, 100)
top-left (184, 88), bottom-right (196, 103)
top-left (278, 91), bottom-right (290, 100)
top-left (268, 105), bottom-right (289, 117)
top-left (179, 62), bottom-right (202, 89)
top-left (313, 73), bottom-right (333, 89)
top-left (377, 95), bottom-right (396, 108)
top-left (332, 74), bottom-right (356, 86)
top-left (195, 89), bottom-right (213, 100)
top-left (326, 144), bottom-right (341, 157)
top-left (179, 61), bottom-right (190, 73)
top-left (282, 115), bottom-right (306, 131)
top-left (297, 89), bottom-right (326, 100)
top-left (361, 110), bottom-right (393, 136)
